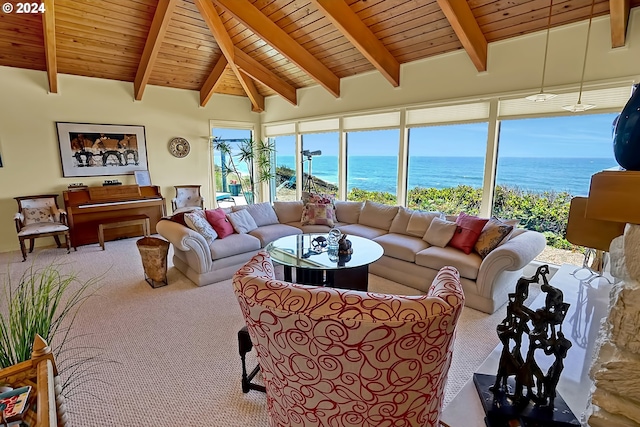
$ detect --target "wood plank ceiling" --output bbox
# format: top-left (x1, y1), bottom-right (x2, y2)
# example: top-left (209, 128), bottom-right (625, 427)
top-left (0, 0), bottom-right (637, 112)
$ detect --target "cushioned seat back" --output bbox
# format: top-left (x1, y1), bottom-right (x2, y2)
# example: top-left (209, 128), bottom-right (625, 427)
top-left (233, 251), bottom-right (465, 427)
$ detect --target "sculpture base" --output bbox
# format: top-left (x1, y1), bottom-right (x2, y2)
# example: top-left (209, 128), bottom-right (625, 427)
top-left (473, 373), bottom-right (580, 427)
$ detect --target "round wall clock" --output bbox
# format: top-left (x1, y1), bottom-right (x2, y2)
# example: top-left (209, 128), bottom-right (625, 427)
top-left (169, 137), bottom-right (190, 158)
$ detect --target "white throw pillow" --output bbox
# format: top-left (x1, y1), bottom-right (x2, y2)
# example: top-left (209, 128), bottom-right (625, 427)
top-left (184, 210), bottom-right (218, 245)
top-left (407, 211), bottom-right (443, 238)
top-left (423, 217), bottom-right (457, 247)
top-left (227, 209), bottom-right (258, 234)
top-left (244, 202), bottom-right (280, 227)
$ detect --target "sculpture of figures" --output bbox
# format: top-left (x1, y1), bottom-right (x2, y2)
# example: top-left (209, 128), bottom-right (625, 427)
top-left (491, 264), bottom-right (571, 408)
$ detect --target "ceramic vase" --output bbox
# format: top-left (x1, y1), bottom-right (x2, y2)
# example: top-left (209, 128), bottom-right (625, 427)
top-left (613, 84), bottom-right (640, 170)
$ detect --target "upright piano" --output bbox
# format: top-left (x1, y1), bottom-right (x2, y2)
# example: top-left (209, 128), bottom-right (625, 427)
top-left (63, 185), bottom-right (166, 248)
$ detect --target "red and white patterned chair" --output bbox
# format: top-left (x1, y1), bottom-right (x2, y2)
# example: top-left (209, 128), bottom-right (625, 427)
top-left (233, 251), bottom-right (465, 427)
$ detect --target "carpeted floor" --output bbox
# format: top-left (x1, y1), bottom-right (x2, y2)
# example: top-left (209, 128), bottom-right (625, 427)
top-left (0, 238), bottom-right (539, 426)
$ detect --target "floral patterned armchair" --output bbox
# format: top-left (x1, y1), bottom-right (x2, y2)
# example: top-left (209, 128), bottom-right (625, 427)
top-left (14, 194), bottom-right (71, 261)
top-left (171, 185), bottom-right (204, 214)
top-left (233, 251), bottom-right (465, 427)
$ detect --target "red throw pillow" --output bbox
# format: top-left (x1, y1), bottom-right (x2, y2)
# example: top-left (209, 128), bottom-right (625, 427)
top-left (448, 212), bottom-right (489, 254)
top-left (205, 208), bottom-right (234, 239)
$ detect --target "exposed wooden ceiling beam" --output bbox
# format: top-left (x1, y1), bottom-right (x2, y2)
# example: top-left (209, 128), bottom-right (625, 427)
top-left (134, 0), bottom-right (178, 101)
top-left (200, 56), bottom-right (228, 107)
top-left (234, 48), bottom-right (297, 106)
top-left (610, 0), bottom-right (630, 47)
top-left (212, 0), bottom-right (340, 98)
top-left (194, 0), bottom-right (264, 112)
top-left (310, 0), bottom-right (400, 87)
top-left (436, 0), bottom-right (488, 72)
top-left (42, 0), bottom-right (57, 93)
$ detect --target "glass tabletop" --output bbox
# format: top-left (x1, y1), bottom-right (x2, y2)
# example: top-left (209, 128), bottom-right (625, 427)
top-left (265, 233), bottom-right (384, 270)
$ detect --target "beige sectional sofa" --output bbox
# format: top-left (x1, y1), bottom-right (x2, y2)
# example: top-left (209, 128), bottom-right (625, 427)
top-left (156, 200), bottom-right (546, 314)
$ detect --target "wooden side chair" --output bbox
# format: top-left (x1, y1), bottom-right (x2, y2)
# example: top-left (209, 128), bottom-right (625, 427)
top-left (14, 194), bottom-right (71, 261)
top-left (172, 185), bottom-right (204, 214)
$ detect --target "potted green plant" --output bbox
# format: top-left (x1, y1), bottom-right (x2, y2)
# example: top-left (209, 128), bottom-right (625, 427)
top-left (0, 259), bottom-right (102, 398)
top-left (212, 138), bottom-right (274, 204)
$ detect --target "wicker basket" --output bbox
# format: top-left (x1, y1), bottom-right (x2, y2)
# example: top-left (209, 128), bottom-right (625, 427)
top-left (136, 237), bottom-right (170, 288)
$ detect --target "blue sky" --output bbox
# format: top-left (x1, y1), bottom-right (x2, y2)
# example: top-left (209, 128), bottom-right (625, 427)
top-left (219, 112), bottom-right (620, 159)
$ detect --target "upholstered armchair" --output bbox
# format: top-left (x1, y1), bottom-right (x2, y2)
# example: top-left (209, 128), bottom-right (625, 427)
top-left (171, 185), bottom-right (204, 214)
top-left (14, 194), bottom-right (71, 261)
top-left (233, 251), bottom-right (465, 427)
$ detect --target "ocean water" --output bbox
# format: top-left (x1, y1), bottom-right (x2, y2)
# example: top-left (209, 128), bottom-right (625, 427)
top-left (275, 155), bottom-right (618, 196)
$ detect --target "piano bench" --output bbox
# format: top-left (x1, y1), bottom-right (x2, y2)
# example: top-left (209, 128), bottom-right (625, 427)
top-left (98, 215), bottom-right (150, 250)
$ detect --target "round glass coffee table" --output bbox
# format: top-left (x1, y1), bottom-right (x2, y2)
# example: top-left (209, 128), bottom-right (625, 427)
top-left (265, 233), bottom-right (384, 291)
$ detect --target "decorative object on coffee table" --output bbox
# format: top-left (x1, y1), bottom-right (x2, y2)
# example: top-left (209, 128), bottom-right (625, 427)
top-left (474, 265), bottom-right (579, 427)
top-left (613, 84), bottom-right (640, 170)
top-left (136, 237), bottom-right (170, 288)
top-left (338, 234), bottom-right (353, 255)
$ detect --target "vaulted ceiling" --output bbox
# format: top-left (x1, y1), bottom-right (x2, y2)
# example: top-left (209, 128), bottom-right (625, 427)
top-left (1, 0), bottom-right (638, 112)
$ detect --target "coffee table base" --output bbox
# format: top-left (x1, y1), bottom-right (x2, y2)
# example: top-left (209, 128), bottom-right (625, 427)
top-left (283, 265), bottom-right (369, 292)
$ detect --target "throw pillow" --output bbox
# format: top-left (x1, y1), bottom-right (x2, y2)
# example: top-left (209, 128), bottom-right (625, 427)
top-left (474, 217), bottom-right (515, 258)
top-left (205, 208), bottom-right (235, 238)
top-left (423, 217), bottom-right (457, 247)
top-left (389, 207), bottom-right (413, 234)
top-left (302, 191), bottom-right (335, 207)
top-left (184, 210), bottom-right (218, 245)
top-left (448, 212), bottom-right (489, 254)
top-left (227, 209), bottom-right (258, 234)
top-left (406, 211), bottom-right (443, 238)
top-left (301, 203), bottom-right (335, 227)
top-left (23, 207), bottom-right (54, 225)
top-left (169, 211), bottom-right (188, 227)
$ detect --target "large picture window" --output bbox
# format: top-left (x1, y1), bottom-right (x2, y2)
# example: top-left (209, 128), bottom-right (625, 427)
top-left (301, 132), bottom-right (339, 195)
top-left (346, 129), bottom-right (399, 205)
top-left (493, 114), bottom-right (619, 264)
top-left (407, 123), bottom-right (488, 214)
top-left (272, 135), bottom-right (296, 201)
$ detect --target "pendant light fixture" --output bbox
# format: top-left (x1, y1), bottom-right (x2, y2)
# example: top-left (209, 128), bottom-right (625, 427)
top-left (562, 0), bottom-right (596, 112)
top-left (526, 0), bottom-right (557, 102)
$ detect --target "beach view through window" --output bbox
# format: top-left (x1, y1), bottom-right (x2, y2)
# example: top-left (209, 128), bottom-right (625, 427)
top-left (267, 112), bottom-right (619, 266)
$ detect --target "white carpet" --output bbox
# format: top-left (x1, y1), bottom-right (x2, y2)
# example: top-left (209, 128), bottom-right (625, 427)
top-left (0, 238), bottom-right (536, 426)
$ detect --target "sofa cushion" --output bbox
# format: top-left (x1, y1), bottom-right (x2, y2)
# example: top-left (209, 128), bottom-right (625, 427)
top-left (287, 222), bottom-right (333, 234)
top-left (388, 207), bottom-right (413, 235)
top-left (423, 217), bottom-right (457, 247)
top-left (338, 223), bottom-right (387, 240)
top-left (234, 202), bottom-right (279, 227)
top-left (227, 209), bottom-right (258, 234)
top-left (407, 211), bottom-right (442, 237)
top-left (301, 203), bottom-right (335, 226)
top-left (358, 201), bottom-right (398, 231)
top-left (274, 201), bottom-right (304, 224)
top-left (373, 233), bottom-right (429, 263)
top-left (448, 212), bottom-right (489, 255)
top-left (209, 233), bottom-right (261, 259)
top-left (249, 224), bottom-right (302, 246)
top-left (205, 208), bottom-right (234, 238)
top-left (334, 201), bottom-right (363, 223)
top-left (415, 246), bottom-right (482, 280)
top-left (184, 210), bottom-right (218, 245)
top-left (474, 217), bottom-right (515, 258)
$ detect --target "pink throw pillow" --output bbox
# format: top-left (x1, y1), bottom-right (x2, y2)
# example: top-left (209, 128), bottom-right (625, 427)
top-left (448, 212), bottom-right (489, 254)
top-left (301, 203), bottom-right (335, 226)
top-left (205, 208), bottom-right (234, 239)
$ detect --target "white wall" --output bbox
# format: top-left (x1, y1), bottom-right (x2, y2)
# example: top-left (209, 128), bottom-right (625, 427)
top-left (0, 67), bottom-right (258, 254)
top-left (262, 10), bottom-right (640, 123)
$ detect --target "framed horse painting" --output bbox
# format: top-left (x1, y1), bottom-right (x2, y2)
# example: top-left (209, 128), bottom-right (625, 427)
top-left (56, 122), bottom-right (148, 177)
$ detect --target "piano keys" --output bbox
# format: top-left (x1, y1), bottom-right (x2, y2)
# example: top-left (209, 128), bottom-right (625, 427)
top-left (63, 184), bottom-right (166, 248)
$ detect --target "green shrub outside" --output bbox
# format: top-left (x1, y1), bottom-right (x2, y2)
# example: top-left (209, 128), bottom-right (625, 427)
top-left (346, 184), bottom-right (578, 251)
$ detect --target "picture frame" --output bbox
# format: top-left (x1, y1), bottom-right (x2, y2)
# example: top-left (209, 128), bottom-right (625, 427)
top-left (134, 170), bottom-right (151, 186)
top-left (56, 122), bottom-right (148, 177)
